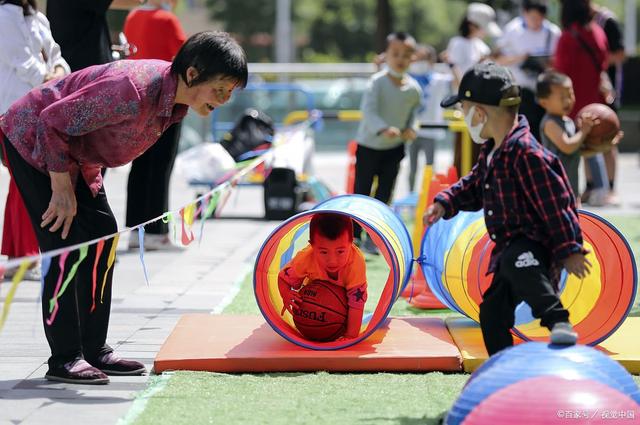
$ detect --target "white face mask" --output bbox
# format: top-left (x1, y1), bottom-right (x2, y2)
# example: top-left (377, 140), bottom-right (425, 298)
top-left (387, 67), bottom-right (406, 79)
top-left (464, 105), bottom-right (488, 144)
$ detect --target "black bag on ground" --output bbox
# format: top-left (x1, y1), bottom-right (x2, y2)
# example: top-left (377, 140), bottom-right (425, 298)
top-left (263, 167), bottom-right (302, 220)
top-left (221, 109), bottom-right (275, 161)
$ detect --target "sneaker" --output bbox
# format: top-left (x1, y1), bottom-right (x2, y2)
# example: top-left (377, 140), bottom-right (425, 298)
top-left (361, 237), bottom-right (380, 256)
top-left (580, 189), bottom-right (591, 205)
top-left (23, 267), bottom-right (42, 281)
top-left (588, 188), bottom-right (608, 207)
top-left (89, 352), bottom-right (146, 376)
top-left (45, 359), bottom-right (110, 385)
top-left (605, 192), bottom-right (621, 207)
top-left (550, 322), bottom-right (578, 345)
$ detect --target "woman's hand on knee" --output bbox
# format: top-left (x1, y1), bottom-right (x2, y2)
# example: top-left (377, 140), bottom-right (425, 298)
top-left (42, 172), bottom-right (77, 240)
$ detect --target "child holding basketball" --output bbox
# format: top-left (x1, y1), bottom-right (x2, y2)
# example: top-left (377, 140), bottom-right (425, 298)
top-left (424, 62), bottom-right (591, 356)
top-left (536, 71), bottom-right (598, 202)
top-left (278, 213), bottom-right (368, 340)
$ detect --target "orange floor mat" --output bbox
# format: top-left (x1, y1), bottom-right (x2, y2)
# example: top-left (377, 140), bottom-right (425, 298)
top-left (154, 315), bottom-right (462, 373)
top-left (446, 316), bottom-right (640, 374)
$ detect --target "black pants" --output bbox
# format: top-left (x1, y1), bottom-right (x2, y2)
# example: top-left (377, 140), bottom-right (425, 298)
top-left (479, 237), bottom-right (569, 356)
top-left (520, 88), bottom-right (546, 143)
top-left (3, 137), bottom-right (117, 368)
top-left (126, 123), bottom-right (181, 234)
top-left (353, 144), bottom-right (404, 239)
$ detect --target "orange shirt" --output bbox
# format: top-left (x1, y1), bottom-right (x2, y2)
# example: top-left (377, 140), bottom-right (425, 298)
top-left (279, 244), bottom-right (367, 290)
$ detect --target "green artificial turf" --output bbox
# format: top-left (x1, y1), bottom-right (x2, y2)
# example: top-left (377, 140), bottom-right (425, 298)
top-left (126, 214), bottom-right (640, 425)
top-left (130, 372), bottom-right (468, 425)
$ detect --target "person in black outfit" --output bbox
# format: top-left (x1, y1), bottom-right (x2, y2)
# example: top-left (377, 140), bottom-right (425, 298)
top-left (47, 0), bottom-right (143, 72)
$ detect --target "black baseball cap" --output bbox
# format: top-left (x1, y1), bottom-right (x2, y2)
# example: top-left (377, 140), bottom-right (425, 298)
top-left (440, 62), bottom-right (522, 108)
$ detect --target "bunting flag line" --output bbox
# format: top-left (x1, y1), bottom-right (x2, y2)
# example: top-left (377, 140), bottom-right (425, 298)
top-left (0, 120), bottom-right (313, 333)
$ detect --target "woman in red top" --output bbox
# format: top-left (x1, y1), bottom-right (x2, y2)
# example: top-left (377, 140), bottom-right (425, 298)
top-left (554, 0), bottom-right (608, 119)
top-left (553, 0), bottom-right (610, 206)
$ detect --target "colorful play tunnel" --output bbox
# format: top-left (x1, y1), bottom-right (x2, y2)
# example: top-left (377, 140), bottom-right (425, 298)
top-left (420, 210), bottom-right (637, 346)
top-left (254, 194), bottom-right (413, 350)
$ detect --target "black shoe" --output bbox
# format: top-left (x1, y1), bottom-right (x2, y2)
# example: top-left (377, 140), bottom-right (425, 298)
top-left (90, 352), bottom-right (146, 376)
top-left (45, 359), bottom-right (110, 385)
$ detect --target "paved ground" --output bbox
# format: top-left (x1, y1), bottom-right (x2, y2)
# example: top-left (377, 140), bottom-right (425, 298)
top-left (0, 147), bottom-right (638, 424)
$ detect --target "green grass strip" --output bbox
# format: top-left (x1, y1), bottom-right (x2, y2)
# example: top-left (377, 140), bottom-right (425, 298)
top-left (131, 371), bottom-right (468, 425)
top-left (118, 373), bottom-right (173, 425)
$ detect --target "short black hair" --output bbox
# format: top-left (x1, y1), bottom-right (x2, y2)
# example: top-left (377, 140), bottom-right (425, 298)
top-left (536, 70), bottom-right (571, 99)
top-left (459, 17), bottom-right (476, 38)
top-left (386, 32), bottom-right (416, 50)
top-left (171, 31), bottom-right (248, 88)
top-left (523, 0), bottom-right (548, 15)
top-left (560, 0), bottom-right (593, 28)
top-left (310, 213), bottom-right (354, 243)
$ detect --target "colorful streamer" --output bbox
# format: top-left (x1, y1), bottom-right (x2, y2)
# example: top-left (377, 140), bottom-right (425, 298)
top-left (45, 251), bottom-right (69, 326)
top-left (180, 204), bottom-right (196, 246)
top-left (101, 234), bottom-right (119, 303)
top-left (137, 227), bottom-right (151, 286)
top-left (90, 240), bottom-right (106, 312)
top-left (39, 256), bottom-right (51, 300)
top-left (0, 260), bottom-right (31, 331)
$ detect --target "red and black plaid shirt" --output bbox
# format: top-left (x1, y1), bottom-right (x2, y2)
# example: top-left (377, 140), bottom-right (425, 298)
top-left (435, 115), bottom-right (584, 286)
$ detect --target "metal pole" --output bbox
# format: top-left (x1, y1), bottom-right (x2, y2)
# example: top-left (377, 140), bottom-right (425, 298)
top-left (624, 0), bottom-right (637, 56)
top-left (275, 0), bottom-right (292, 63)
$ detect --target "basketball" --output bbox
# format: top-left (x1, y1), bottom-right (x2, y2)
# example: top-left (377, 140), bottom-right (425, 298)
top-left (292, 280), bottom-right (348, 341)
top-left (577, 103), bottom-right (620, 152)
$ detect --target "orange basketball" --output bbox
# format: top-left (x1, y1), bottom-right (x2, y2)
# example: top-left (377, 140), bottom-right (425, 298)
top-left (577, 103), bottom-right (620, 150)
top-left (292, 280), bottom-right (348, 341)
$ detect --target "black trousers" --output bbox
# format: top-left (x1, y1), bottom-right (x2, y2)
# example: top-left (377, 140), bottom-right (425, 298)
top-left (353, 143), bottom-right (405, 239)
top-left (126, 123), bottom-right (181, 234)
top-left (479, 237), bottom-right (569, 356)
top-left (520, 88), bottom-right (546, 143)
top-left (3, 137), bottom-right (117, 368)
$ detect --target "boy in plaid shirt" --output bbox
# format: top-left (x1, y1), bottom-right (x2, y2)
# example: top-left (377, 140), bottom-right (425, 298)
top-left (424, 62), bottom-right (591, 355)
